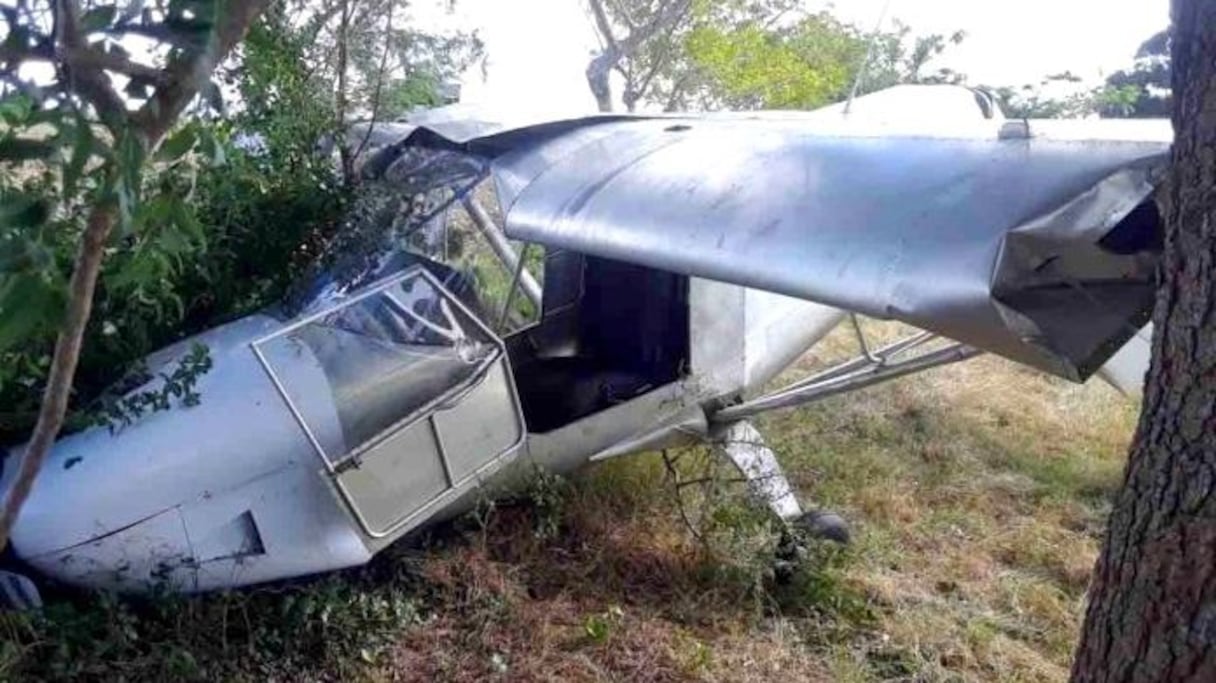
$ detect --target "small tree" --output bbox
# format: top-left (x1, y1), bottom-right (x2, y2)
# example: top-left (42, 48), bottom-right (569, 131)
top-left (585, 0), bottom-right (965, 113)
top-left (1102, 29), bottom-right (1171, 118)
top-left (0, 0), bottom-right (267, 549)
top-left (273, 0), bottom-right (480, 174)
top-left (585, 0), bottom-right (694, 112)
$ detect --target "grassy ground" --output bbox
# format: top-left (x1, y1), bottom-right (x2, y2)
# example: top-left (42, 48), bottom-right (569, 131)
top-left (0, 321), bottom-right (1138, 682)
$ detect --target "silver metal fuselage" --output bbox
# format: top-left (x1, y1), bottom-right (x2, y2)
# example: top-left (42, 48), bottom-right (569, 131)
top-left (3, 274), bottom-right (841, 593)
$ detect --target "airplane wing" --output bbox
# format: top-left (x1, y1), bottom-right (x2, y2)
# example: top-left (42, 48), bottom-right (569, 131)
top-left (364, 87), bottom-right (1171, 381)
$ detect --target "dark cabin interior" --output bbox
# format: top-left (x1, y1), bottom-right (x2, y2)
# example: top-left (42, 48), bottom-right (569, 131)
top-left (506, 250), bottom-right (690, 433)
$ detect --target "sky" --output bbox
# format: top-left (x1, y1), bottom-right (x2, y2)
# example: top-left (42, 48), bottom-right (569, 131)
top-left (415, 0), bottom-right (1170, 115)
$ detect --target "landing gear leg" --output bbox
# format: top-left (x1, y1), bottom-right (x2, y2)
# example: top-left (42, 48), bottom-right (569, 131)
top-left (711, 420), bottom-right (850, 545)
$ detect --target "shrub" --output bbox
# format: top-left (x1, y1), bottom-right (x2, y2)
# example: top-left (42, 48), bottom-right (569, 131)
top-left (0, 20), bottom-right (348, 444)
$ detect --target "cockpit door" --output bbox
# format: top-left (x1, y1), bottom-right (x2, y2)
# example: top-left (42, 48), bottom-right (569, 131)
top-left (252, 267), bottom-right (525, 538)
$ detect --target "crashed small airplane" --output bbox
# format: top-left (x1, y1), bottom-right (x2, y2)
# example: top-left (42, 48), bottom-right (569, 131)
top-left (0, 85), bottom-right (1168, 605)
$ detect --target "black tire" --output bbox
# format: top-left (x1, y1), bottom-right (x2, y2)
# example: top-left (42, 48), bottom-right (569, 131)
top-left (0, 570), bottom-right (42, 611)
top-left (791, 509), bottom-right (851, 545)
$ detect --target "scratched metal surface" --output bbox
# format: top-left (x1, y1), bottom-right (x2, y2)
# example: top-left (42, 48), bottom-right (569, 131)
top-left (362, 87), bottom-right (1171, 380)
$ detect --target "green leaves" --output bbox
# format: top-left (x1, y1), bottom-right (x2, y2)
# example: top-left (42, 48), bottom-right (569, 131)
top-left (684, 13), bottom-right (864, 110)
top-left (141, 194), bottom-right (207, 253)
top-left (0, 193), bottom-right (51, 232)
top-left (0, 272), bottom-right (64, 352)
top-left (0, 192), bottom-right (61, 353)
top-left (0, 95), bottom-right (33, 126)
top-left (155, 123), bottom-right (226, 167)
top-left (110, 129), bottom-right (147, 236)
top-left (0, 235), bottom-right (52, 273)
top-left (155, 126), bottom-right (198, 164)
top-left (80, 6), bottom-right (119, 33)
top-left (196, 128), bottom-right (226, 166)
top-left (62, 116), bottom-right (95, 198)
top-left (89, 343), bottom-right (213, 432)
top-left (0, 0), bottom-right (282, 443)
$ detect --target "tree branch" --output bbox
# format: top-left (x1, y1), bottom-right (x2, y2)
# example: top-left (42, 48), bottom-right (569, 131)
top-left (626, 32), bottom-right (679, 110)
top-left (604, 0), bottom-right (637, 33)
top-left (52, 0), bottom-right (129, 126)
top-left (587, 0), bottom-right (619, 50)
top-left (55, 0), bottom-right (84, 47)
top-left (0, 40), bottom-right (55, 67)
top-left (0, 72), bottom-right (51, 104)
top-left (65, 70), bottom-right (128, 126)
top-left (134, 0), bottom-right (270, 146)
top-left (586, 0), bottom-right (691, 111)
top-left (63, 45), bottom-right (166, 84)
top-left (664, 71), bottom-right (694, 112)
top-left (101, 21), bottom-right (185, 43)
top-left (617, 0), bottom-right (690, 56)
top-left (350, 0), bottom-right (394, 169)
top-left (335, 0), bottom-right (352, 178)
top-left (0, 0), bottom-right (270, 554)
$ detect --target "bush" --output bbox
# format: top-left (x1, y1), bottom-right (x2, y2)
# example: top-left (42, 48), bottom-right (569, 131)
top-left (0, 20), bottom-right (348, 444)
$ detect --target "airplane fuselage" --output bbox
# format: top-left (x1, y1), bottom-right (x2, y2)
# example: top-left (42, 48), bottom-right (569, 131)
top-left (3, 262), bottom-right (842, 593)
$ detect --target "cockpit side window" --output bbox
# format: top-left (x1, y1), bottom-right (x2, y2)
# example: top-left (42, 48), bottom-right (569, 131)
top-left (405, 179), bottom-right (544, 336)
top-left (290, 148), bottom-right (543, 339)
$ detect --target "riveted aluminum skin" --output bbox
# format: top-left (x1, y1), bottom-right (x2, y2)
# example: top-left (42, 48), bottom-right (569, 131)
top-left (365, 92), bottom-right (1170, 381)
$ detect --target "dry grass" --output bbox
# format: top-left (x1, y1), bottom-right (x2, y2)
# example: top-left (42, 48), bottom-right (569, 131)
top-left (0, 320), bottom-right (1137, 682)
top-left (376, 470), bottom-right (838, 682)
top-left (364, 320), bottom-right (1136, 682)
top-left (748, 321), bottom-right (1137, 682)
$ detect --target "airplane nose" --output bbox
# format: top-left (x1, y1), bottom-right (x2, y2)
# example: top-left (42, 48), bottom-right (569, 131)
top-left (1, 442), bottom-right (197, 592)
top-left (13, 504), bottom-right (196, 593)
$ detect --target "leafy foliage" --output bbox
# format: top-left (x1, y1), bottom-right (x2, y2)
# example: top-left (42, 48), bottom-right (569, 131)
top-left (988, 30), bottom-right (1171, 119)
top-left (0, 12), bottom-right (342, 442)
top-left (0, 1), bottom-right (482, 443)
top-left (682, 13), bottom-right (966, 111)
top-left (684, 14), bottom-right (861, 109)
top-left (89, 343), bottom-right (212, 432)
top-left (287, 0), bottom-right (483, 120)
top-left (1100, 28), bottom-right (1171, 117)
top-left (588, 0), bottom-right (966, 112)
top-left (0, 103), bottom-right (225, 438)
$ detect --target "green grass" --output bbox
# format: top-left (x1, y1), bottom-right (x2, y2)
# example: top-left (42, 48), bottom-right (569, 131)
top-left (0, 320), bottom-right (1138, 681)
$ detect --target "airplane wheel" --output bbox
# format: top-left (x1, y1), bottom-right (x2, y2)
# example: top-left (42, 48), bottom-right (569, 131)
top-left (0, 570), bottom-right (42, 611)
top-left (790, 509), bottom-right (851, 545)
top-left (774, 510), bottom-right (851, 583)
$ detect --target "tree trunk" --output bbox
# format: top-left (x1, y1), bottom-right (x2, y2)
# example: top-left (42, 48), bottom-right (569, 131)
top-left (336, 0), bottom-right (354, 179)
top-left (1071, 2), bottom-right (1216, 681)
top-left (0, 0), bottom-right (267, 551)
top-left (0, 205), bottom-right (115, 549)
top-left (586, 52), bottom-right (617, 113)
top-left (584, 0), bottom-right (691, 113)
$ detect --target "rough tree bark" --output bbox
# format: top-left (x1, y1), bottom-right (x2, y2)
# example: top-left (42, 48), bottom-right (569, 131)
top-left (1072, 1), bottom-right (1216, 681)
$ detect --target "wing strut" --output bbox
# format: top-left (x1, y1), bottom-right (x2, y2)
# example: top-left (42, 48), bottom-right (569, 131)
top-left (712, 332), bottom-right (982, 424)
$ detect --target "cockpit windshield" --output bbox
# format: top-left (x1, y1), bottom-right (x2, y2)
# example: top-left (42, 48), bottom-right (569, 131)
top-left (294, 140), bottom-right (545, 338)
top-left (254, 269), bottom-right (498, 465)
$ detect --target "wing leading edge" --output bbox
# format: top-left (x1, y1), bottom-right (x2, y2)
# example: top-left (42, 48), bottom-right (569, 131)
top-left (371, 90), bottom-right (1171, 381)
